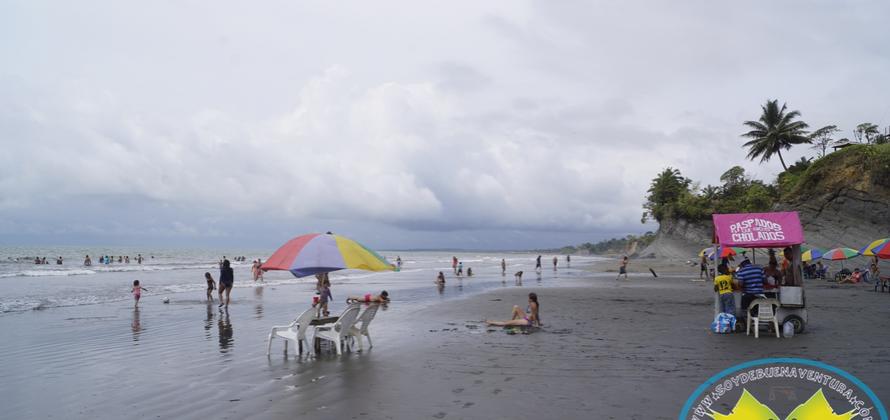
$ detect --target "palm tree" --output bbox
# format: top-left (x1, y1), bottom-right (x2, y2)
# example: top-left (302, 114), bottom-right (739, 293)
top-left (741, 100), bottom-right (811, 171)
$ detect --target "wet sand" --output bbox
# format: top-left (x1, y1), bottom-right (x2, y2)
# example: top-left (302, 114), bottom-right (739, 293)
top-left (2, 262), bottom-right (889, 419)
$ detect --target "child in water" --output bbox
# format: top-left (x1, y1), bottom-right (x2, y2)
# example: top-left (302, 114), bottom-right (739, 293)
top-left (131, 280), bottom-right (148, 307)
top-left (205, 272), bottom-right (216, 302)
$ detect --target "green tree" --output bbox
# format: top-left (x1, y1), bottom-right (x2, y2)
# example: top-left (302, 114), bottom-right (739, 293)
top-left (854, 122), bottom-right (880, 144)
top-left (809, 124), bottom-right (840, 158)
top-left (642, 167), bottom-right (690, 223)
top-left (741, 100), bottom-right (811, 171)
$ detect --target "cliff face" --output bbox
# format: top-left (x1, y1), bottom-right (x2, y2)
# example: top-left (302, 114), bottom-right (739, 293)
top-left (638, 217), bottom-right (711, 259)
top-left (786, 182), bottom-right (890, 250)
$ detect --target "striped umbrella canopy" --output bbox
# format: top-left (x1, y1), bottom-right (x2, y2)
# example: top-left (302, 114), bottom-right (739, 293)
top-left (801, 248), bottom-right (824, 262)
top-left (262, 233), bottom-right (394, 278)
top-left (876, 243), bottom-right (890, 260)
top-left (860, 238), bottom-right (889, 257)
top-left (822, 248), bottom-right (860, 261)
top-left (699, 246), bottom-right (743, 258)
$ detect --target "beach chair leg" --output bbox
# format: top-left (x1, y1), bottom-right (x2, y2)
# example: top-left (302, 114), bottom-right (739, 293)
top-left (746, 317), bottom-right (751, 336)
top-left (284, 339), bottom-right (288, 354)
top-left (774, 320), bottom-right (780, 338)
top-left (366, 334), bottom-right (372, 349)
top-left (335, 339), bottom-right (342, 355)
top-left (298, 339), bottom-right (303, 354)
top-left (267, 334), bottom-right (273, 356)
top-left (754, 319), bottom-right (760, 339)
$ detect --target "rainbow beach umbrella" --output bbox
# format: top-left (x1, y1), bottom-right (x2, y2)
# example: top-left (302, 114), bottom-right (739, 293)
top-left (860, 238), bottom-right (889, 257)
top-left (801, 248), bottom-right (823, 262)
top-left (262, 233), bottom-right (394, 278)
top-left (822, 248), bottom-right (860, 261)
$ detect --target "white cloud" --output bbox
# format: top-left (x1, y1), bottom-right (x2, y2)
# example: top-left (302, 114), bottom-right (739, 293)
top-left (1, 0), bottom-right (889, 248)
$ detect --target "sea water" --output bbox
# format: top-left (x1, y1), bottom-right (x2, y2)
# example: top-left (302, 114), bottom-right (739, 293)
top-left (0, 246), bottom-right (605, 314)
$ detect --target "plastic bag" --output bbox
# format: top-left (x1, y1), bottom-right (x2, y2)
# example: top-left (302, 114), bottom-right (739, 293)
top-left (711, 312), bottom-right (737, 334)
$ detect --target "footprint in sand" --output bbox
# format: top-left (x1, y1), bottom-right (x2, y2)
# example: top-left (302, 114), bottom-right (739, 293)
top-left (504, 377), bottom-right (515, 382)
top-left (452, 387), bottom-right (464, 394)
top-left (462, 402), bottom-right (475, 408)
top-left (432, 412), bottom-right (447, 419)
top-left (493, 389), bottom-right (502, 395)
top-left (473, 379), bottom-right (483, 385)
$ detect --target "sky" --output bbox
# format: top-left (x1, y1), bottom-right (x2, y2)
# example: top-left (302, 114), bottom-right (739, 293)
top-left (1, 1), bottom-right (889, 250)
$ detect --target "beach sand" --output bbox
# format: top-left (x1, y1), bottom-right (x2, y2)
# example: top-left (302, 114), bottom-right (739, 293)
top-left (2, 261), bottom-right (888, 419)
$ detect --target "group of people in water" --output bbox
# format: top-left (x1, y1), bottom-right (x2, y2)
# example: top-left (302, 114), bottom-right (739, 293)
top-left (85, 254), bottom-right (146, 265)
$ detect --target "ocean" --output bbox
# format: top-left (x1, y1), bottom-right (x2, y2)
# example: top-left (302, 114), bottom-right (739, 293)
top-left (0, 246), bottom-right (605, 314)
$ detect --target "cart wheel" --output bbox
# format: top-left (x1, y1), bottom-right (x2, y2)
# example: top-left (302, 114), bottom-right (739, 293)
top-left (783, 315), bottom-right (805, 334)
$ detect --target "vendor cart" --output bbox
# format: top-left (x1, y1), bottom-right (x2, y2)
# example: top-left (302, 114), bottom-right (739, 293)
top-left (711, 212), bottom-right (808, 334)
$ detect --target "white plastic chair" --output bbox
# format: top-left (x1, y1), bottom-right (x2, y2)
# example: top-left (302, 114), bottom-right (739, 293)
top-left (349, 304), bottom-right (380, 351)
top-left (267, 307), bottom-right (317, 356)
top-left (746, 299), bottom-right (780, 338)
top-left (314, 305), bottom-right (361, 355)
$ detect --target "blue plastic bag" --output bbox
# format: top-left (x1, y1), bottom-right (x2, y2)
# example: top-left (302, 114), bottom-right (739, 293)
top-left (711, 312), bottom-right (737, 334)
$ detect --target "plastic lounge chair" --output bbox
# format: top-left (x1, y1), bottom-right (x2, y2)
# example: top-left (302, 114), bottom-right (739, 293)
top-left (746, 299), bottom-right (780, 338)
top-left (314, 305), bottom-right (361, 355)
top-left (267, 307), bottom-right (317, 356)
top-left (349, 304), bottom-right (380, 351)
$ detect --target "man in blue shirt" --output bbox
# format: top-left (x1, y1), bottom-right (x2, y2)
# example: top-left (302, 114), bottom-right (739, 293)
top-left (736, 259), bottom-right (765, 315)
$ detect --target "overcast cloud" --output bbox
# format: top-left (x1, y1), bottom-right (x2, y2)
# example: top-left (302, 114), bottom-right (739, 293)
top-left (1, 1), bottom-right (889, 249)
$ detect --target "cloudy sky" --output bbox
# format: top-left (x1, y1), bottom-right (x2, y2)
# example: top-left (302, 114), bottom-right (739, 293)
top-left (1, 1), bottom-right (888, 250)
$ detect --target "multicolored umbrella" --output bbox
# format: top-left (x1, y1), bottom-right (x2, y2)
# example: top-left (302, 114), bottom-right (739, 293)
top-left (801, 248), bottom-right (823, 262)
top-left (860, 238), bottom-right (889, 257)
top-left (822, 248), bottom-right (860, 261)
top-left (876, 243), bottom-right (890, 260)
top-left (699, 246), bottom-right (743, 259)
top-left (262, 233), bottom-right (394, 278)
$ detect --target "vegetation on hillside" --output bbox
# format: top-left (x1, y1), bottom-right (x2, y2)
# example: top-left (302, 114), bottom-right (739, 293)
top-left (557, 232), bottom-right (656, 255)
top-left (643, 99), bottom-right (890, 224)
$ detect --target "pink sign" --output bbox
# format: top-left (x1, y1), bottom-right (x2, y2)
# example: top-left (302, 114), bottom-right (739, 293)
top-left (711, 212), bottom-right (804, 248)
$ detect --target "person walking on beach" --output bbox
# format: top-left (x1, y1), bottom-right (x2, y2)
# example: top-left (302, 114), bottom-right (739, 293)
top-left (457, 262), bottom-right (464, 277)
top-left (131, 280), bottom-right (148, 307)
top-left (501, 258), bottom-right (506, 275)
top-left (714, 264), bottom-right (735, 316)
top-left (566, 255), bottom-right (571, 266)
top-left (256, 258), bottom-right (264, 282)
top-left (205, 272), bottom-right (216, 302)
top-left (251, 260), bottom-right (259, 282)
top-left (535, 255), bottom-right (542, 273)
top-left (552, 256), bottom-right (558, 271)
top-left (396, 256), bottom-right (402, 270)
top-left (218, 259), bottom-right (234, 308)
top-left (616, 256), bottom-right (629, 280)
top-left (452, 256), bottom-right (458, 274)
top-left (700, 254), bottom-right (709, 279)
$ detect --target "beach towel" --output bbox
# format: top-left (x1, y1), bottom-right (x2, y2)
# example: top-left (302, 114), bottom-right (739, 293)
top-left (711, 313), bottom-right (736, 334)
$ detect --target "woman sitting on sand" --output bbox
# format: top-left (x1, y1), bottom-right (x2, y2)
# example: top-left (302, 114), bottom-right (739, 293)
top-left (486, 293), bottom-right (540, 327)
top-left (346, 290), bottom-right (389, 304)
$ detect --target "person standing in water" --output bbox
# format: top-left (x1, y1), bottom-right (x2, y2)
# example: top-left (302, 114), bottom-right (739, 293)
top-left (205, 272), bottom-right (216, 302)
top-left (131, 280), bottom-right (148, 307)
top-left (535, 255), bottom-right (542, 273)
top-left (452, 256), bottom-right (458, 274)
top-left (218, 259), bottom-right (234, 308)
top-left (501, 258), bottom-right (506, 275)
top-left (552, 256), bottom-right (558, 271)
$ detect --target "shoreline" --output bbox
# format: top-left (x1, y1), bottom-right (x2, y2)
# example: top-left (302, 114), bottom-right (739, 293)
top-left (1, 259), bottom-right (887, 419)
